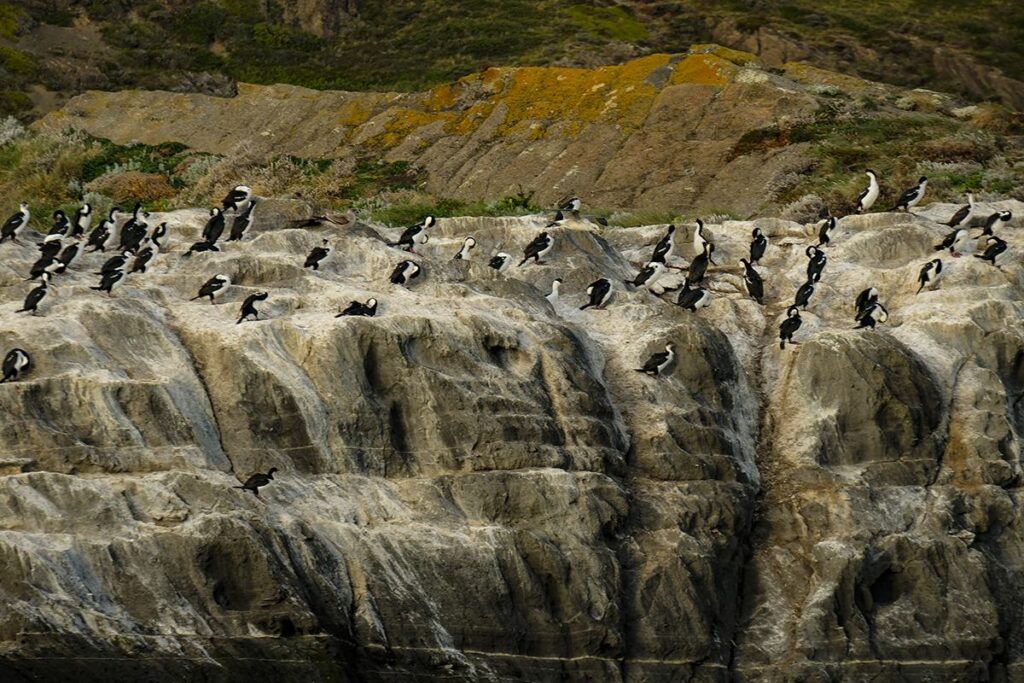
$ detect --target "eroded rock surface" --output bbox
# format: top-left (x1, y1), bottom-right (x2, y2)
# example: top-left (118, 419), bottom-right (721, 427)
top-left (1, 199), bottom-right (1023, 680)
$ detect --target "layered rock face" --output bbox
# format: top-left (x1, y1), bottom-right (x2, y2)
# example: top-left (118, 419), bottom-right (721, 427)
top-left (0, 198), bottom-right (1023, 680)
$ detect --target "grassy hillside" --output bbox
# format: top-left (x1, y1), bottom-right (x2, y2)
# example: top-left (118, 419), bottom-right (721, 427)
top-left (1, 1), bottom-right (1022, 120)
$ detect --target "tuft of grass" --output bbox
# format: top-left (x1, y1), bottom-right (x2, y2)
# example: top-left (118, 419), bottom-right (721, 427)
top-left (564, 4), bottom-right (649, 43)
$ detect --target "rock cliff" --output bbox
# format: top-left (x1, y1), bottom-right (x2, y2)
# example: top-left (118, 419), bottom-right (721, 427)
top-left (1, 196), bottom-right (1023, 680)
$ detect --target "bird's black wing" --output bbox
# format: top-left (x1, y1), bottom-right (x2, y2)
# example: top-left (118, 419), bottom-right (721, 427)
top-left (947, 205), bottom-right (970, 226)
top-left (198, 279), bottom-right (225, 297)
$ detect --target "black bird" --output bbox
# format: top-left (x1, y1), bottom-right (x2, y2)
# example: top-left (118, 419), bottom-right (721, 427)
top-left (390, 260), bottom-right (421, 286)
top-left (945, 193), bottom-right (974, 228)
top-left (980, 210), bottom-right (1012, 235)
top-left (91, 269), bottom-right (125, 296)
top-left (677, 283), bottom-right (712, 311)
top-left (237, 291), bottom-right (269, 324)
top-left (854, 287), bottom-right (879, 319)
top-left (38, 239), bottom-right (63, 259)
top-left (228, 198), bottom-right (257, 241)
top-left (626, 261), bottom-right (666, 289)
top-left (544, 210), bottom-right (564, 228)
top-left (1, 203), bottom-right (30, 244)
top-left (749, 227), bottom-right (767, 263)
top-left (557, 196), bottom-right (581, 218)
top-left (221, 185), bottom-right (252, 212)
top-left (488, 252), bottom-right (512, 272)
top-left (579, 278), bottom-right (612, 310)
top-left (191, 274), bottom-right (231, 304)
top-left (817, 215), bottom-right (837, 247)
top-left (97, 251), bottom-right (132, 276)
top-left (17, 279), bottom-right (49, 315)
top-left (651, 224), bottom-right (676, 263)
top-left (793, 279), bottom-right (815, 310)
top-left (202, 208), bottom-right (226, 244)
top-left (58, 242), bottom-right (81, 268)
top-left (686, 243), bottom-right (715, 286)
top-left (336, 298), bottom-right (378, 318)
top-left (304, 240), bottom-right (330, 270)
top-left (86, 208), bottom-right (119, 252)
top-left (70, 203), bottom-right (92, 238)
top-left (740, 258), bottom-right (763, 304)
top-left (27, 255), bottom-right (64, 281)
top-left (48, 210), bottom-right (70, 237)
top-left (855, 303), bottom-right (888, 329)
top-left (779, 306), bottom-right (803, 349)
top-left (183, 240), bottom-right (220, 257)
top-left (934, 228), bottom-right (967, 255)
top-left (119, 203), bottom-right (150, 251)
top-left (635, 343), bottom-right (676, 377)
top-left (519, 231), bottom-right (553, 266)
top-left (1, 348), bottom-right (32, 383)
top-left (389, 216), bottom-right (435, 253)
top-left (150, 222), bottom-right (168, 251)
top-left (129, 247), bottom-right (156, 274)
top-left (234, 467), bottom-right (277, 496)
top-left (891, 176), bottom-right (928, 211)
top-left (806, 246), bottom-right (827, 282)
top-left (974, 236), bottom-right (1007, 268)
top-left (917, 259), bottom-right (943, 294)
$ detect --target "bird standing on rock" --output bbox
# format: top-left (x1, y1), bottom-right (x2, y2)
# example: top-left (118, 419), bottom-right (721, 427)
top-left (917, 259), bottom-right (943, 294)
top-left (228, 198), bottom-right (257, 241)
top-left (892, 176), bottom-right (928, 211)
top-left (390, 260), bottom-right (421, 286)
top-left (934, 228), bottom-right (968, 257)
top-left (545, 278), bottom-right (562, 304)
top-left (1, 203), bottom-right (30, 244)
top-left (237, 292), bottom-right (269, 323)
top-left (855, 302), bottom-right (889, 329)
top-left (627, 261), bottom-right (666, 291)
top-left (677, 283), bottom-right (712, 311)
top-left (1, 348), bottom-right (31, 383)
top-left (779, 307), bottom-right (803, 349)
top-left (686, 243), bottom-right (715, 286)
top-left (453, 237), bottom-right (476, 261)
top-left (86, 208), bottom-right (119, 252)
top-left (489, 252), bottom-right (512, 272)
top-left (806, 246), bottom-right (827, 282)
top-left (740, 259), bottom-right (763, 304)
top-left (304, 240), bottom-right (331, 270)
top-left (17, 276), bottom-right (50, 315)
top-left (519, 231), bottom-right (553, 266)
top-left (557, 197), bottom-right (581, 219)
top-left (390, 216), bottom-right (435, 253)
top-left (221, 185), bottom-right (252, 212)
top-left (580, 278), bottom-right (612, 310)
top-left (191, 274), bottom-right (231, 304)
top-left (234, 468), bottom-right (277, 497)
top-left (651, 224), bottom-right (676, 264)
top-left (635, 343), bottom-right (676, 377)
top-left (945, 193), bottom-right (975, 229)
top-left (855, 287), bottom-right (879, 320)
top-left (975, 236), bottom-right (1007, 268)
top-left (817, 215), bottom-right (837, 247)
top-left (201, 208), bottom-right (226, 245)
top-left (749, 227), bottom-right (768, 263)
top-left (856, 170), bottom-right (880, 213)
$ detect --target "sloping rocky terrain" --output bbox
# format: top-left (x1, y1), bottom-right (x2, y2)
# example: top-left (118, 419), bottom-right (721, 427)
top-left (1, 196), bottom-right (1023, 680)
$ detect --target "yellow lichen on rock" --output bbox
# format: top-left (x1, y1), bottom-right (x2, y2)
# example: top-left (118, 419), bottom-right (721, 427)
top-left (670, 53), bottom-right (739, 87)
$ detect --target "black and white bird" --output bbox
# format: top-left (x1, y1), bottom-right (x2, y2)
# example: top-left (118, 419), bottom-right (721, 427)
top-left (184, 240), bottom-right (220, 257)
top-left (519, 231), bottom-right (553, 266)
top-left (544, 211), bottom-right (564, 228)
top-left (546, 278), bottom-right (562, 304)
top-left (488, 252), bottom-right (513, 272)
top-left (981, 210), bottom-right (1012, 235)
top-left (686, 243), bottom-right (715, 286)
top-left (390, 216), bottom-right (435, 253)
top-left (806, 246), bottom-right (827, 282)
top-left (38, 238), bottom-right (62, 261)
top-left (17, 278), bottom-right (49, 315)
top-left (91, 269), bottom-right (126, 296)
top-left (119, 203), bottom-right (150, 251)
top-left (48, 210), bottom-right (70, 237)
top-left (677, 283), bottom-right (712, 311)
top-left (201, 208), bottom-right (226, 245)
top-left (740, 258), bottom-right (764, 304)
top-left (945, 193), bottom-right (975, 229)
top-left (916, 259), bottom-right (943, 294)
top-left (892, 176), bottom-right (928, 211)
top-left (855, 302), bottom-right (888, 329)
top-left (779, 307), bottom-right (803, 349)
top-left (692, 219), bottom-right (710, 256)
top-left (793, 279), bottom-right (816, 310)
top-left (1, 348), bottom-right (31, 383)
top-left (97, 251), bottom-right (133, 276)
top-left (934, 228), bottom-right (968, 257)
top-left (749, 227), bottom-right (768, 263)
top-left (635, 343), bottom-right (676, 377)
top-left (626, 260), bottom-right (666, 290)
top-left (817, 215), bottom-right (837, 247)
top-left (1, 203), bottom-right (29, 244)
top-left (974, 236), bottom-right (1008, 268)
top-left (234, 467), bottom-right (277, 496)
top-left (651, 224), bottom-right (676, 264)
top-left (304, 240), bottom-right (331, 270)
top-left (221, 185), bottom-right (252, 212)
top-left (58, 240), bottom-right (81, 269)
top-left (228, 198), bottom-right (257, 241)
top-left (855, 287), bottom-right (880, 320)
top-left (71, 203), bottom-right (92, 238)
top-left (28, 255), bottom-right (65, 281)
top-left (191, 274), bottom-right (231, 304)
top-left (557, 197), bottom-right (581, 218)
top-left (237, 291), bottom-right (269, 324)
top-left (453, 237), bottom-right (476, 261)
top-left (128, 246), bottom-right (156, 274)
top-left (86, 208), bottom-right (119, 252)
top-left (390, 260), bottom-right (421, 286)
top-left (336, 298), bottom-right (378, 318)
top-left (580, 278), bottom-right (612, 310)
top-left (149, 222), bottom-right (168, 252)
top-left (856, 170), bottom-right (880, 213)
